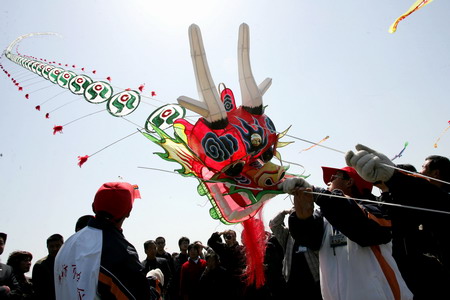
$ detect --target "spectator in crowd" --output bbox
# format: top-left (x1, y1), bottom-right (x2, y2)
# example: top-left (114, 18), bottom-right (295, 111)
top-left (7, 251), bottom-right (34, 299)
top-left (171, 236), bottom-right (190, 300)
top-left (54, 182), bottom-right (157, 299)
top-left (0, 232), bottom-right (20, 299)
top-left (143, 240), bottom-right (172, 299)
top-left (179, 243), bottom-right (206, 300)
top-left (74, 215), bottom-right (95, 232)
top-left (207, 230), bottom-right (246, 299)
top-left (32, 233), bottom-right (63, 300)
top-left (199, 250), bottom-right (229, 300)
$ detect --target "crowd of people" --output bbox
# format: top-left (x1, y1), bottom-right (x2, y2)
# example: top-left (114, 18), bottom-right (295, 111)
top-left (1, 145), bottom-right (449, 300)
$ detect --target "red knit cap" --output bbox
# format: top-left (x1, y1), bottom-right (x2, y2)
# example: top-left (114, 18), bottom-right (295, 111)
top-left (92, 182), bottom-right (141, 220)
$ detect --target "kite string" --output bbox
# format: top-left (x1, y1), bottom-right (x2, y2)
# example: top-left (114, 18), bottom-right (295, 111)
top-left (304, 190), bottom-right (450, 215)
top-left (89, 130), bottom-right (140, 158)
top-left (137, 166), bottom-right (264, 191)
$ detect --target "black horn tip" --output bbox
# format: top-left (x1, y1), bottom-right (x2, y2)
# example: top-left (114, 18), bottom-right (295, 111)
top-left (242, 105), bottom-right (264, 115)
top-left (204, 118), bottom-right (229, 130)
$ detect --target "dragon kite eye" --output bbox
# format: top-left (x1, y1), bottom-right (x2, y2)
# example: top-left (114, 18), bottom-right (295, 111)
top-left (261, 147), bottom-right (274, 163)
top-left (224, 162), bottom-right (245, 177)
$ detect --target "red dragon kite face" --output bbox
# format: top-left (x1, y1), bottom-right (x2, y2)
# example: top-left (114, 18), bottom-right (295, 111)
top-left (145, 23), bottom-right (292, 224)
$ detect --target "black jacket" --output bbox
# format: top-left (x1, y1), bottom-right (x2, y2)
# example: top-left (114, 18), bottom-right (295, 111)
top-left (88, 217), bottom-right (153, 300)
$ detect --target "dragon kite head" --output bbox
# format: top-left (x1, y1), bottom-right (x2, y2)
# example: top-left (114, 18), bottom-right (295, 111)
top-left (145, 23), bottom-right (293, 224)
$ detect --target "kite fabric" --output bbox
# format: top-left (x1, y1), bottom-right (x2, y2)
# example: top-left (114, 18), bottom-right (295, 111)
top-left (144, 23), bottom-right (297, 225)
top-left (3, 33), bottom-right (142, 118)
top-left (389, 0), bottom-right (433, 33)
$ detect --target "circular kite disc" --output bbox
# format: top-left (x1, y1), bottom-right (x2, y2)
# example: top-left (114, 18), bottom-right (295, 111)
top-left (107, 90), bottom-right (141, 117)
top-left (145, 104), bottom-right (186, 132)
top-left (36, 63), bottom-right (45, 76)
top-left (83, 81), bottom-right (113, 104)
top-left (41, 65), bottom-right (55, 80)
top-left (68, 75), bottom-right (93, 95)
top-left (48, 67), bottom-right (64, 84)
top-left (57, 71), bottom-right (77, 88)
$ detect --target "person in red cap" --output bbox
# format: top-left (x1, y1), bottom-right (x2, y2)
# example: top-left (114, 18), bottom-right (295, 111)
top-left (55, 182), bottom-right (158, 300)
top-left (284, 167), bottom-right (413, 300)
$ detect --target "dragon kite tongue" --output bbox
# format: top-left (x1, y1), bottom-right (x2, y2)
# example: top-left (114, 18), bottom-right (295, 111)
top-left (144, 23), bottom-right (293, 225)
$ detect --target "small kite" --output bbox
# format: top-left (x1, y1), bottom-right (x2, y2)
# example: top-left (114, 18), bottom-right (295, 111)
top-left (434, 121), bottom-right (450, 148)
top-left (389, 0), bottom-right (433, 33)
top-left (391, 141), bottom-right (409, 161)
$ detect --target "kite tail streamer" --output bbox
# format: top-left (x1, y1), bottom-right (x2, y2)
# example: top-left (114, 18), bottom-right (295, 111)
top-left (389, 0), bottom-right (433, 33)
top-left (433, 121), bottom-right (450, 148)
top-left (300, 135), bottom-right (329, 152)
top-left (241, 213), bottom-right (266, 288)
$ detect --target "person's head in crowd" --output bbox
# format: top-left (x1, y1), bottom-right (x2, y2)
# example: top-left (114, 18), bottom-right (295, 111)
top-left (92, 182), bottom-right (140, 229)
top-left (75, 215), bottom-right (95, 232)
top-left (421, 155), bottom-right (450, 187)
top-left (7, 251), bottom-right (32, 274)
top-left (222, 230), bottom-right (238, 247)
top-left (205, 250), bottom-right (220, 270)
top-left (46, 234), bottom-right (64, 258)
top-left (322, 166), bottom-right (373, 198)
top-left (396, 164), bottom-right (417, 173)
top-left (187, 243), bottom-right (201, 260)
top-left (178, 236), bottom-right (190, 252)
top-left (0, 232), bottom-right (7, 255)
top-left (144, 240), bottom-right (157, 260)
top-left (155, 237), bottom-right (166, 253)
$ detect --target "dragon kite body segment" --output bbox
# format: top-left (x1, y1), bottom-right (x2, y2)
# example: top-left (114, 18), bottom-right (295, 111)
top-left (144, 23), bottom-right (293, 225)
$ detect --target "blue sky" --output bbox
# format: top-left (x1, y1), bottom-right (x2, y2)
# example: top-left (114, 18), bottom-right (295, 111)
top-left (1, 0), bottom-right (449, 266)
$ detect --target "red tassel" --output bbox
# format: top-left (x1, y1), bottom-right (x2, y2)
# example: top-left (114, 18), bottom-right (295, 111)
top-left (241, 215), bottom-right (267, 289)
top-left (92, 70), bottom-right (97, 74)
top-left (77, 155), bottom-right (89, 167)
top-left (53, 125), bottom-right (63, 135)
top-left (25, 94), bottom-right (29, 99)
top-left (106, 76), bottom-right (111, 82)
top-left (18, 86), bottom-right (23, 91)
top-left (151, 91), bottom-right (156, 97)
top-left (35, 105), bottom-right (41, 111)
top-left (125, 88), bottom-right (131, 91)
top-left (72, 65), bottom-right (76, 68)
top-left (65, 64), bottom-right (68, 67)
top-left (81, 67), bottom-right (85, 71)
top-left (45, 113), bottom-right (50, 119)
top-left (138, 84), bottom-right (145, 92)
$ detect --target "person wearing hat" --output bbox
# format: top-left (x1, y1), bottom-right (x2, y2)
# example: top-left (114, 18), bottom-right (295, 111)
top-left (0, 232), bottom-right (20, 299)
top-left (346, 144), bottom-right (450, 299)
top-left (54, 182), bottom-right (156, 300)
top-left (284, 166), bottom-right (413, 300)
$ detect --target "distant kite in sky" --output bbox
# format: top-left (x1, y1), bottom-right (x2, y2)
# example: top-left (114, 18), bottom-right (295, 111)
top-left (434, 121), bottom-right (450, 148)
top-left (389, 0), bottom-right (433, 33)
top-left (391, 141), bottom-right (409, 161)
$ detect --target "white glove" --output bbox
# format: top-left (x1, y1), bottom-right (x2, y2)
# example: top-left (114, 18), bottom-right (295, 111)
top-left (345, 144), bottom-right (395, 183)
top-left (278, 177), bottom-right (311, 194)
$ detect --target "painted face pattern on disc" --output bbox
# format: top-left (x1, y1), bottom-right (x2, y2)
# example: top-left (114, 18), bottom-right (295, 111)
top-left (84, 81), bottom-right (113, 104)
top-left (68, 75), bottom-right (93, 95)
top-left (57, 71), bottom-right (77, 88)
top-left (145, 104), bottom-right (186, 132)
top-left (107, 90), bottom-right (141, 117)
top-left (48, 67), bottom-right (64, 84)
